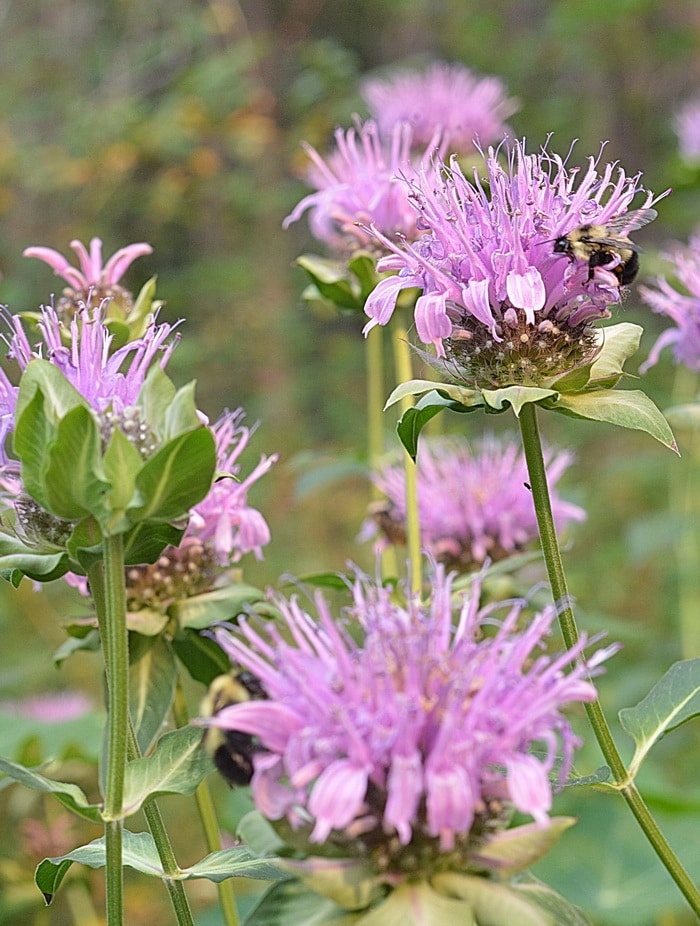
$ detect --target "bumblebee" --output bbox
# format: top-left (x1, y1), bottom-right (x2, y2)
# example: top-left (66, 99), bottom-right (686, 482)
top-left (201, 670), bottom-right (267, 786)
top-left (553, 208), bottom-right (657, 286)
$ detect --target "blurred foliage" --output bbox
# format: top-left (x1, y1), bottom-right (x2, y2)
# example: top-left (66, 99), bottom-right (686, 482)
top-left (1, 1), bottom-right (700, 924)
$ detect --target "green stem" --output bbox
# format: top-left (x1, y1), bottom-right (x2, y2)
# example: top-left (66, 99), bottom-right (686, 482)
top-left (90, 535), bottom-right (129, 926)
top-left (391, 324), bottom-right (422, 593)
top-left (172, 681), bottom-right (240, 926)
top-left (90, 556), bottom-right (195, 926)
top-left (126, 723), bottom-right (195, 926)
top-left (518, 402), bottom-right (700, 917)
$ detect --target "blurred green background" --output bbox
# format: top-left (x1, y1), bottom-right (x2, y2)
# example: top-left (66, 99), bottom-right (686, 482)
top-left (0, 1), bottom-right (699, 924)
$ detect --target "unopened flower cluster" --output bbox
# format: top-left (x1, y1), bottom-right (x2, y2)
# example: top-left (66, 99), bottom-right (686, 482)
top-left (207, 565), bottom-right (614, 874)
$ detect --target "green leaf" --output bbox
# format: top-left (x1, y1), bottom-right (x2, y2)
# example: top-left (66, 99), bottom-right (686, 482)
top-left (171, 582), bottom-right (267, 630)
top-left (358, 880), bottom-right (475, 926)
top-left (126, 608), bottom-right (169, 637)
top-left (432, 873), bottom-right (554, 926)
top-left (279, 857), bottom-right (382, 912)
top-left (53, 627), bottom-right (101, 666)
top-left (103, 426), bottom-right (144, 529)
top-left (129, 427), bottom-right (216, 524)
top-left (0, 756), bottom-right (101, 822)
top-left (245, 879), bottom-right (360, 926)
top-left (122, 520), bottom-right (184, 565)
top-left (471, 818), bottom-right (577, 876)
top-left (619, 658), bottom-right (700, 777)
top-left (35, 831), bottom-right (163, 903)
top-left (43, 405), bottom-right (110, 521)
top-left (589, 323), bottom-right (642, 381)
top-left (14, 358), bottom-right (89, 428)
top-left (122, 725), bottom-right (212, 816)
top-left (172, 628), bottom-right (231, 685)
top-left (0, 532), bottom-right (68, 581)
top-left (13, 385), bottom-right (56, 509)
top-left (182, 847), bottom-right (285, 883)
top-left (396, 395), bottom-right (461, 461)
top-left (137, 364), bottom-right (177, 436)
top-left (128, 275), bottom-right (161, 338)
top-left (552, 389), bottom-right (678, 452)
top-left (347, 253), bottom-right (380, 300)
top-left (163, 380), bottom-right (208, 441)
top-left (237, 810), bottom-right (287, 857)
top-left (384, 379), bottom-right (479, 411)
top-left (512, 876), bottom-right (592, 926)
top-left (295, 254), bottom-right (365, 312)
top-left (480, 386), bottom-right (558, 416)
top-left (129, 635), bottom-right (177, 755)
top-left (35, 831), bottom-right (283, 905)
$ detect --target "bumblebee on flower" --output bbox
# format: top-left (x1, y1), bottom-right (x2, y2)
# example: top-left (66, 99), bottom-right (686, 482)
top-left (363, 140), bottom-right (667, 389)
top-left (203, 564), bottom-right (616, 875)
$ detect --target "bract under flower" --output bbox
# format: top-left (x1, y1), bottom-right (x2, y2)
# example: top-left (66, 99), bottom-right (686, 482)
top-left (206, 564), bottom-right (616, 871)
top-left (364, 140), bottom-right (665, 387)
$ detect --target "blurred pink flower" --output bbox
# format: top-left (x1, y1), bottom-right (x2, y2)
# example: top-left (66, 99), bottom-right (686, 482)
top-left (363, 435), bottom-right (584, 570)
top-left (674, 98), bottom-right (700, 163)
top-left (283, 119), bottom-right (442, 254)
top-left (639, 233), bottom-right (700, 372)
top-left (361, 61), bottom-right (518, 154)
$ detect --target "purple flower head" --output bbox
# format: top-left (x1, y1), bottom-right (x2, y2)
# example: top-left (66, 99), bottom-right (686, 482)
top-left (639, 234), bottom-right (700, 373)
top-left (364, 140), bottom-right (665, 387)
top-left (674, 98), bottom-right (700, 164)
top-left (283, 119), bottom-right (443, 255)
top-left (363, 435), bottom-right (584, 570)
top-left (0, 303), bottom-right (180, 464)
top-left (206, 564), bottom-right (615, 869)
top-left (186, 409), bottom-right (278, 565)
top-left (361, 62), bottom-right (518, 154)
top-left (23, 237), bottom-right (152, 319)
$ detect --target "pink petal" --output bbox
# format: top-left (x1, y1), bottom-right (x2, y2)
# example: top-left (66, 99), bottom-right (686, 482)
top-left (415, 292), bottom-right (452, 356)
top-left (212, 701), bottom-right (304, 752)
top-left (23, 246), bottom-right (87, 290)
top-left (506, 267), bottom-right (546, 322)
top-left (308, 759), bottom-right (369, 842)
top-left (102, 243), bottom-right (153, 285)
top-left (505, 754), bottom-right (551, 824)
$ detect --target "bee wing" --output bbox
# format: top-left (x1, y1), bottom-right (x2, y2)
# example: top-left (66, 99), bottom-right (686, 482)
top-left (585, 234), bottom-right (643, 252)
top-left (605, 208), bottom-right (658, 235)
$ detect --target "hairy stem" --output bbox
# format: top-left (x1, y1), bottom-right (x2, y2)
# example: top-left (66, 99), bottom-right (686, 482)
top-left (90, 535), bottom-right (128, 926)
